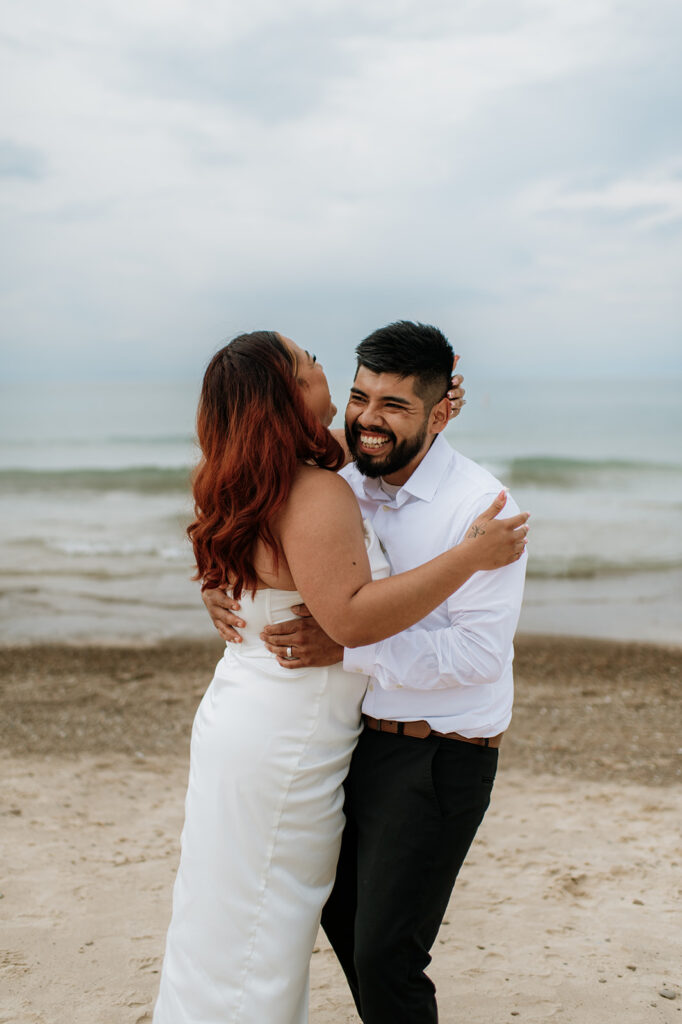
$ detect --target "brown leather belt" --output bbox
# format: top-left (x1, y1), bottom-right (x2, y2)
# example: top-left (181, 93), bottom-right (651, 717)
top-left (363, 715), bottom-right (503, 748)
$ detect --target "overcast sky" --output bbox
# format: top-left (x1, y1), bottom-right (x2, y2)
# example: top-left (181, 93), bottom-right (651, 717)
top-left (1, 0), bottom-right (680, 383)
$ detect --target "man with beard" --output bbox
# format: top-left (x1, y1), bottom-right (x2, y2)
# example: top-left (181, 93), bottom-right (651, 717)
top-left (204, 321), bottom-right (527, 1023)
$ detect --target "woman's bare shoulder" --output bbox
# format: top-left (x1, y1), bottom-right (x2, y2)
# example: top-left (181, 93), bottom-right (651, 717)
top-left (276, 464), bottom-right (360, 534)
top-left (288, 463), bottom-right (356, 504)
top-left (276, 464), bottom-right (371, 611)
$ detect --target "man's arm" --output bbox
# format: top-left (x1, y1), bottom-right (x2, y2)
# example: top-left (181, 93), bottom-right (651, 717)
top-left (343, 488), bottom-right (527, 690)
top-left (263, 487), bottom-right (525, 675)
top-left (261, 605), bottom-right (344, 667)
top-left (201, 586), bottom-right (343, 664)
top-left (262, 546), bottom-right (526, 681)
top-left (342, 550), bottom-right (526, 690)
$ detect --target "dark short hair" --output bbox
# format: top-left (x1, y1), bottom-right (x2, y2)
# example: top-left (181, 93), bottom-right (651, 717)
top-left (355, 321), bottom-right (454, 410)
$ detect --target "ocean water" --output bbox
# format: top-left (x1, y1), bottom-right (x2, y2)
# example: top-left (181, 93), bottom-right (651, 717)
top-left (1, 376), bottom-right (680, 646)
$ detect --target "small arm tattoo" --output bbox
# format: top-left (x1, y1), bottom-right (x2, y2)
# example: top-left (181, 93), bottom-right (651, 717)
top-left (467, 524), bottom-right (486, 539)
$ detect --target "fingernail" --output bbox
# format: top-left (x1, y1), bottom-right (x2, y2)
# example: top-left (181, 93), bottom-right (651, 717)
top-left (231, 604), bottom-right (240, 611)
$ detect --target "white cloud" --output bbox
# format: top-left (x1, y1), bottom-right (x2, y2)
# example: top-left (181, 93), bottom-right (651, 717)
top-left (520, 163), bottom-right (682, 229)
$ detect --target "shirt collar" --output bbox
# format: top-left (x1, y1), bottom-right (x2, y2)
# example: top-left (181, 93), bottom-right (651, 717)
top-left (361, 434), bottom-right (454, 506)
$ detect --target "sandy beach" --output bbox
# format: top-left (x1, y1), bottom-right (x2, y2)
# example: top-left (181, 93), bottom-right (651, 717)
top-left (2, 635), bottom-right (681, 1023)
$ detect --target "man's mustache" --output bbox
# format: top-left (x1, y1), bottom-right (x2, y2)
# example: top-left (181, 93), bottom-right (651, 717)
top-left (350, 424), bottom-right (396, 444)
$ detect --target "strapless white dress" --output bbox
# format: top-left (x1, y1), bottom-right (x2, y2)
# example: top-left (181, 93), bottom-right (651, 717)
top-left (153, 523), bottom-right (389, 1024)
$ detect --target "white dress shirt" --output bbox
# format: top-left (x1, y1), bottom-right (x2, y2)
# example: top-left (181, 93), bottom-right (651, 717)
top-left (340, 434), bottom-right (527, 737)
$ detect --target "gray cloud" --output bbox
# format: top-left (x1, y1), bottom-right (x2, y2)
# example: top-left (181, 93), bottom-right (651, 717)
top-left (0, 139), bottom-right (46, 179)
top-left (0, 0), bottom-right (680, 382)
top-left (122, 16), bottom-right (357, 124)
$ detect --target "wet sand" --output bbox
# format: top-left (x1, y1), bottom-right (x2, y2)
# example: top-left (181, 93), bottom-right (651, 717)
top-left (1, 635), bottom-right (681, 1022)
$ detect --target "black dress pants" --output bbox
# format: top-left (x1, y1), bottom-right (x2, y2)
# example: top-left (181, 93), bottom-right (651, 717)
top-left (321, 725), bottom-right (498, 1023)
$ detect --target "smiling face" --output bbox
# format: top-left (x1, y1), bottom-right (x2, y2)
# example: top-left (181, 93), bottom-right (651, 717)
top-left (344, 366), bottom-right (448, 485)
top-left (279, 335), bottom-right (337, 428)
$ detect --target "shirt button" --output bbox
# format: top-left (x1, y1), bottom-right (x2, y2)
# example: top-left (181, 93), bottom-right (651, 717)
top-left (382, 505), bottom-right (391, 511)
top-left (368, 683), bottom-right (374, 691)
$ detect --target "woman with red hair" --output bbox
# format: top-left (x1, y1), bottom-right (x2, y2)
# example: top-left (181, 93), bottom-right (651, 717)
top-left (153, 331), bottom-right (527, 1024)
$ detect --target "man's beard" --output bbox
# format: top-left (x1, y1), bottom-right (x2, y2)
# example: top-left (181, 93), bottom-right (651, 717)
top-left (344, 419), bottom-right (428, 479)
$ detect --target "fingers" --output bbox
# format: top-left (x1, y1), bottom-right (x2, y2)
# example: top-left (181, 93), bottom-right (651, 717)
top-left (214, 607), bottom-right (246, 643)
top-left (261, 628), bottom-right (298, 648)
top-left (276, 654), bottom-right (303, 669)
top-left (201, 588), bottom-right (246, 643)
top-left (448, 389), bottom-right (466, 414)
top-left (506, 511), bottom-right (530, 529)
top-left (511, 523), bottom-right (529, 561)
top-left (447, 374), bottom-right (466, 420)
top-left (290, 603), bottom-right (312, 618)
top-left (510, 520), bottom-right (529, 546)
top-left (478, 490), bottom-right (508, 520)
top-left (209, 607), bottom-right (245, 629)
top-left (202, 587), bottom-right (240, 612)
top-left (262, 618), bottom-right (305, 640)
top-left (220, 625), bottom-right (244, 643)
top-left (499, 513), bottom-right (530, 564)
top-left (263, 640), bottom-right (305, 668)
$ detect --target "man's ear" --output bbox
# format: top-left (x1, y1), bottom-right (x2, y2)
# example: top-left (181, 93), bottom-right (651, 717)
top-left (428, 396), bottom-right (450, 435)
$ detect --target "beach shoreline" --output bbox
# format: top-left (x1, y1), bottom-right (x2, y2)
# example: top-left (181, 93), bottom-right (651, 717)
top-left (2, 634), bottom-right (681, 1022)
top-left (2, 633), bottom-right (680, 784)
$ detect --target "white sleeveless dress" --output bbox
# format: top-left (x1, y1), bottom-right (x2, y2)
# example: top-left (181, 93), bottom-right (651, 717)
top-left (154, 523), bottom-right (389, 1023)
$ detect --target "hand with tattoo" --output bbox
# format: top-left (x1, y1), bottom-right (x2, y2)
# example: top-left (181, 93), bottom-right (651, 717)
top-left (463, 492), bottom-right (529, 568)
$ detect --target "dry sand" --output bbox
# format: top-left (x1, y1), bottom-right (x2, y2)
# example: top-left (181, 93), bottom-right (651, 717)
top-left (2, 636), bottom-right (681, 1023)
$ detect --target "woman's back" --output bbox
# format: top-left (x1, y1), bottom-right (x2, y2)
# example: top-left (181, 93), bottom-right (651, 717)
top-left (248, 463), bottom-right (354, 592)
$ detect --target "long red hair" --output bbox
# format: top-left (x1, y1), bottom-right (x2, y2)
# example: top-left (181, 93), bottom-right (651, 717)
top-left (188, 331), bottom-right (344, 598)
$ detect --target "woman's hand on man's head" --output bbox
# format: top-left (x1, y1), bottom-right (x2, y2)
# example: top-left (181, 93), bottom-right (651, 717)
top-left (448, 355), bottom-right (466, 420)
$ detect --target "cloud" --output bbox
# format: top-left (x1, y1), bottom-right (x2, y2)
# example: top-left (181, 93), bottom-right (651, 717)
top-left (520, 163), bottom-right (682, 230)
top-left (0, 140), bottom-right (46, 179)
top-left (0, 0), bottom-right (680, 380)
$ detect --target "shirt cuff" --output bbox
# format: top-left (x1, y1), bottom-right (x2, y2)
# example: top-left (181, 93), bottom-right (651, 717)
top-left (343, 642), bottom-right (379, 677)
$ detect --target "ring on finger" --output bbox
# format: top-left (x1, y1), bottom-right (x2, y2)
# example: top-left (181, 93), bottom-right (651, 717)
top-left (286, 646), bottom-right (293, 660)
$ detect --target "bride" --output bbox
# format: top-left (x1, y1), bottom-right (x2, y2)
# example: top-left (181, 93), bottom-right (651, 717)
top-left (153, 331), bottom-right (528, 1023)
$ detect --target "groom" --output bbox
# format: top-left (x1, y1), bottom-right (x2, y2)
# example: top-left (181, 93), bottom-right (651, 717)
top-left (204, 321), bottom-right (527, 1023)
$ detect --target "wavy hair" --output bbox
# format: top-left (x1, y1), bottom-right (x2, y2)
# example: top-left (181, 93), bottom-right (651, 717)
top-left (188, 331), bottom-right (344, 598)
